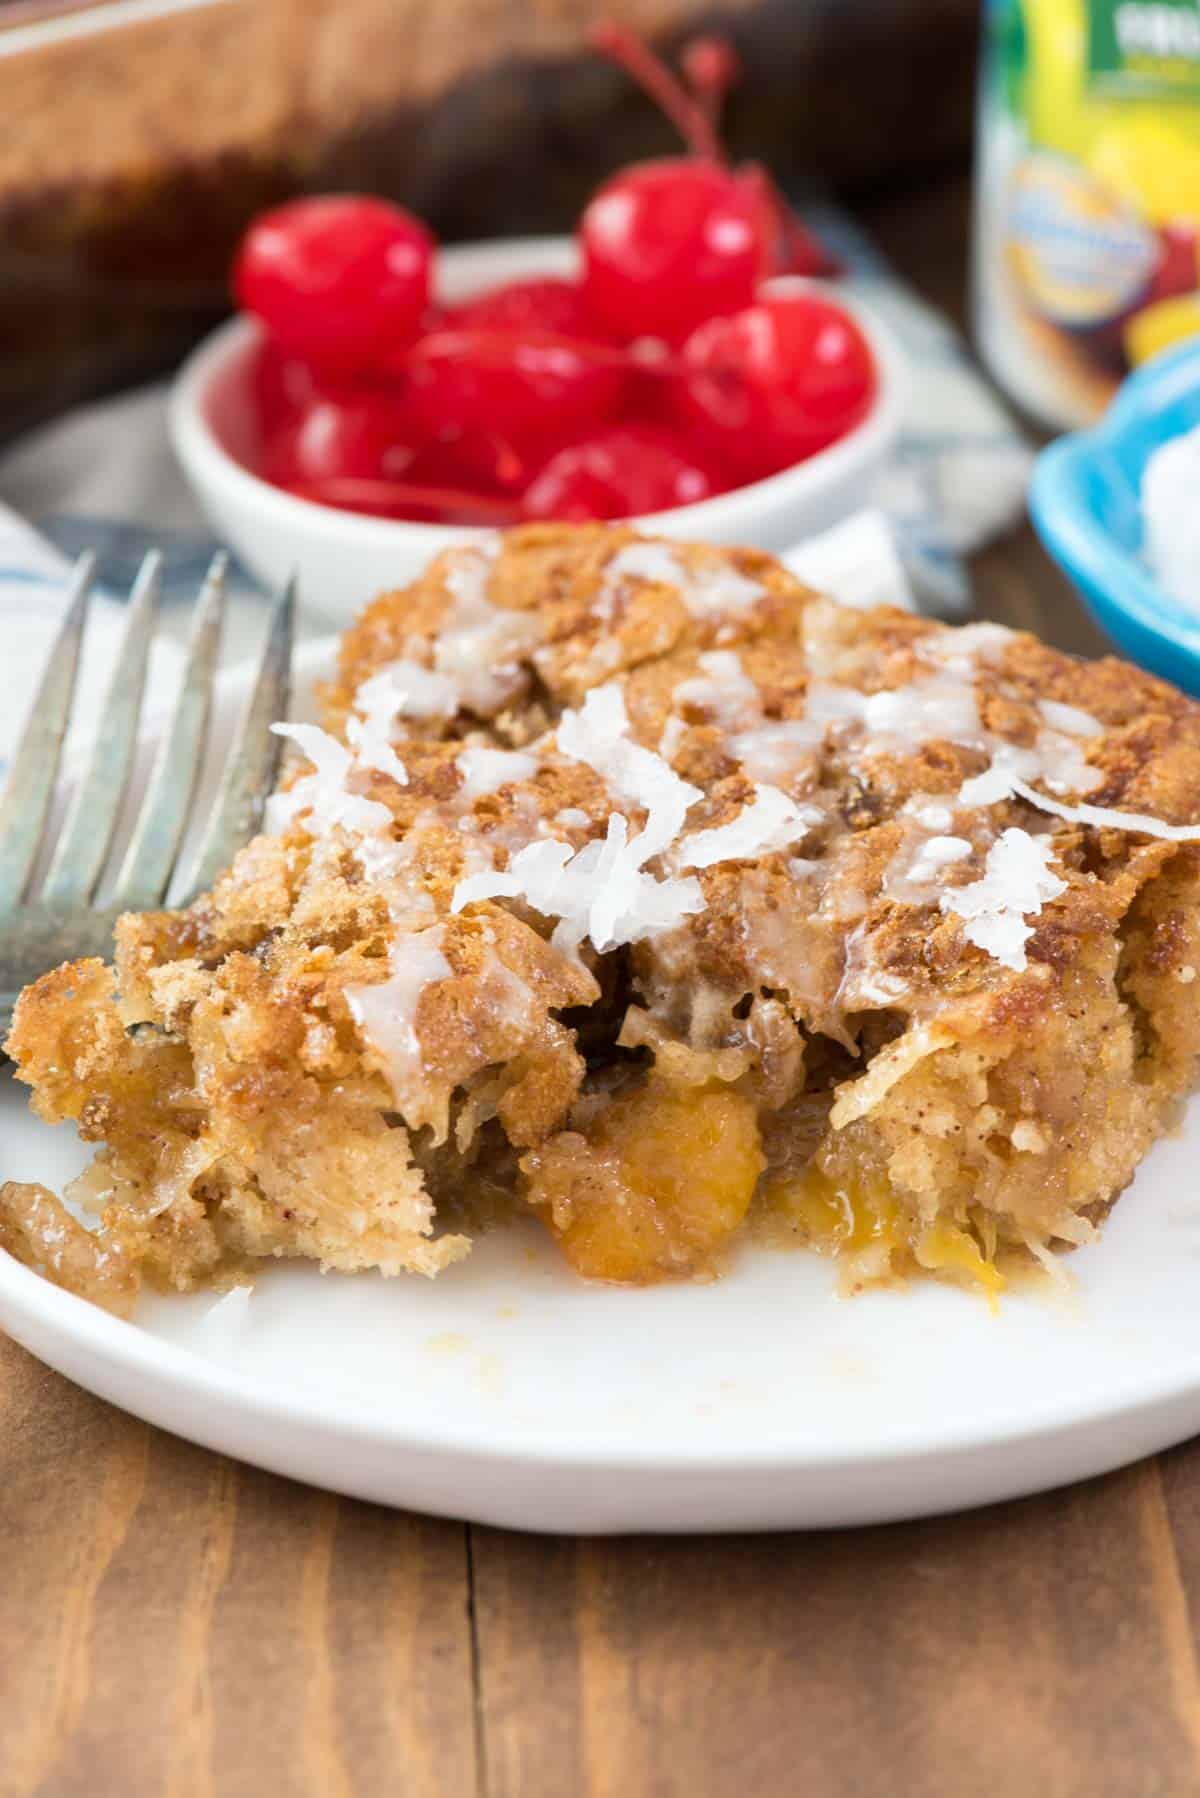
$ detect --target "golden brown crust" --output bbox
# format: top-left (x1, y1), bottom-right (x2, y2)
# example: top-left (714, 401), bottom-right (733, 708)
top-left (7, 524), bottom-right (1200, 1304)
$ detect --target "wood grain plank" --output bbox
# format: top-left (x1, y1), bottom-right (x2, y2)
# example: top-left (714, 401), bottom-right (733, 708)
top-left (471, 1465), bottom-right (1200, 1798)
top-left (1136, 1456), bottom-right (1200, 1765)
top-left (0, 1335), bottom-right (477, 1798)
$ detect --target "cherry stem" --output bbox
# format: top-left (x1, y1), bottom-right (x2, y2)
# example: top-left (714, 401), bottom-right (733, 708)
top-left (589, 19), bottom-right (724, 162)
top-left (288, 477), bottom-right (524, 524)
top-left (681, 36), bottom-right (740, 136)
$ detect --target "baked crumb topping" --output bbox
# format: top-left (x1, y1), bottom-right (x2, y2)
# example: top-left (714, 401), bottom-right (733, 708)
top-left (6, 521), bottom-right (1200, 1310)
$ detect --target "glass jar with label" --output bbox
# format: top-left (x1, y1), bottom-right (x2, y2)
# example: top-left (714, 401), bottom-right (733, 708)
top-left (974, 0), bottom-right (1200, 428)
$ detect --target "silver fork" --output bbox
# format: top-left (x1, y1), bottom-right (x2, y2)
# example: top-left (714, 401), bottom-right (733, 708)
top-left (0, 550), bottom-right (293, 1040)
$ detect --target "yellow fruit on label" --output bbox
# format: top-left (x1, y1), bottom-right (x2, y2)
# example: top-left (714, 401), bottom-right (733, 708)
top-left (1088, 120), bottom-right (1200, 227)
top-left (1124, 292), bottom-right (1200, 365)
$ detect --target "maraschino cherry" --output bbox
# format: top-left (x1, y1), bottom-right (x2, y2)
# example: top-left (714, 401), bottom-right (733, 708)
top-left (262, 386), bottom-right (412, 488)
top-left (578, 23), bottom-right (834, 344)
top-left (229, 22), bottom-right (869, 527)
top-left (252, 341), bottom-right (320, 439)
top-left (673, 287), bottom-right (876, 482)
top-left (403, 328), bottom-right (626, 474)
top-left (449, 276), bottom-right (606, 340)
top-left (235, 195), bottom-right (433, 372)
top-left (523, 425), bottom-right (722, 520)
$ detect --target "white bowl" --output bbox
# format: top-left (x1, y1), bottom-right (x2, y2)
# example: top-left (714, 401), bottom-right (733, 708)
top-left (169, 236), bottom-right (906, 624)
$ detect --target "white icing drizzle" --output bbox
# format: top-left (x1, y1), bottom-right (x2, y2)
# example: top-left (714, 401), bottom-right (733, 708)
top-left (595, 542), bottom-right (688, 621)
top-left (1039, 698), bottom-right (1104, 738)
top-left (680, 563), bottom-right (767, 620)
top-left (883, 832), bottom-right (973, 904)
top-left (266, 563), bottom-right (1199, 1001)
top-left (354, 831), bottom-right (438, 924)
top-left (807, 675), bottom-right (982, 750)
top-left (355, 660), bottom-right (460, 728)
top-left (594, 542), bottom-right (765, 624)
top-left (1034, 728), bottom-right (1105, 794)
top-left (961, 738), bottom-right (1101, 806)
top-left (919, 621), bottom-right (1014, 673)
top-left (838, 923), bottom-right (913, 1010)
top-left (732, 721), bottom-right (823, 785)
top-left (345, 926), bottom-right (451, 1103)
top-left (672, 650), bottom-right (761, 731)
top-left (432, 541), bottom-right (538, 714)
top-left (346, 542), bottom-right (535, 748)
top-left (476, 932), bottom-right (541, 1036)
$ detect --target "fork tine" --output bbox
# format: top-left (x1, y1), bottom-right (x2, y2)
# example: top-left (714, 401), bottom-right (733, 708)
top-left (41, 552), bottom-right (164, 907)
top-left (0, 554), bottom-right (95, 913)
top-left (112, 554), bottom-right (226, 910)
top-left (175, 575), bottom-right (294, 901)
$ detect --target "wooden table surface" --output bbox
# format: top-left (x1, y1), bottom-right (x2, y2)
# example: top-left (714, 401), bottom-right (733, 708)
top-left (5, 173), bottom-right (1200, 1798)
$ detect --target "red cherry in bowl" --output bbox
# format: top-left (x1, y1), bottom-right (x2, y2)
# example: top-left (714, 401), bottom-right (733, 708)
top-left (579, 158), bottom-right (766, 345)
top-left (234, 196), bottom-right (434, 374)
top-left (403, 329), bottom-right (626, 472)
top-left (449, 276), bottom-right (607, 340)
top-left (672, 289), bottom-right (876, 483)
top-left (522, 424), bottom-right (723, 521)
top-left (252, 340), bottom-right (320, 440)
top-left (576, 21), bottom-right (835, 345)
top-left (261, 387), bottom-right (413, 488)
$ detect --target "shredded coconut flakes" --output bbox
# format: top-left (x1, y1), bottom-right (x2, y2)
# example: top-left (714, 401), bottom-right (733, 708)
top-left (1007, 778), bottom-right (1200, 843)
top-left (455, 746), bottom-right (538, 799)
top-left (452, 683), bottom-right (705, 953)
top-left (266, 724), bottom-right (393, 838)
top-left (940, 828), bottom-right (1065, 972)
top-left (676, 785), bottom-right (820, 869)
top-left (452, 816), bottom-right (703, 956)
top-left (556, 685), bottom-right (702, 858)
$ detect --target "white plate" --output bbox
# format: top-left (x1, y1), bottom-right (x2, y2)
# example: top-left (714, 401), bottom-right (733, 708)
top-left (4, 1080), bottom-right (1200, 1532)
top-left (4, 641), bottom-right (1200, 1534)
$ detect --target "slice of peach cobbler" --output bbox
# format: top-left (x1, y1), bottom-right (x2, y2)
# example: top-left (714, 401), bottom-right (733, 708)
top-left (5, 522), bottom-right (1200, 1316)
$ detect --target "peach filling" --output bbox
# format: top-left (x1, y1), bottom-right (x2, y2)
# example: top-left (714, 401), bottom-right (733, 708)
top-left (762, 1167), bottom-right (1005, 1299)
top-left (521, 1079), bottom-right (765, 1283)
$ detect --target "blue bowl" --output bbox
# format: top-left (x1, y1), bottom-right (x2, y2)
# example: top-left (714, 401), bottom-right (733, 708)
top-left (1030, 339), bottom-right (1200, 695)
